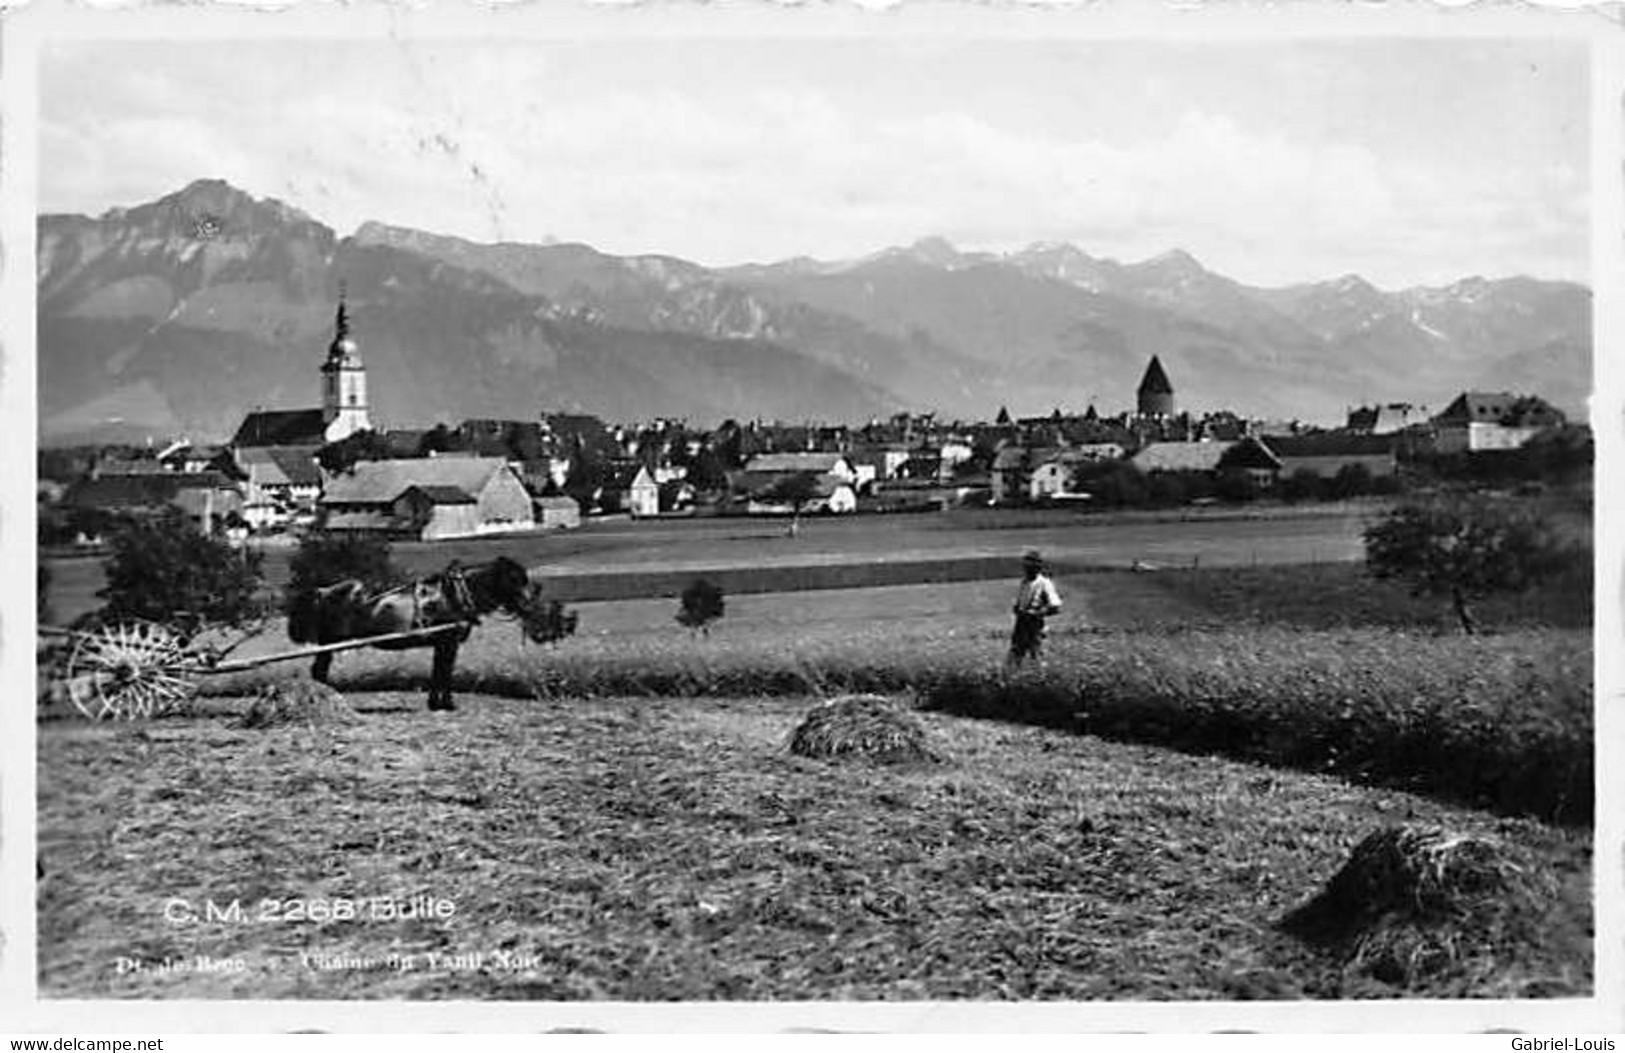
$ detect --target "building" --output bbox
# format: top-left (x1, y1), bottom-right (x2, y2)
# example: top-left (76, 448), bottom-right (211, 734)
top-left (608, 464), bottom-right (660, 518)
top-left (230, 292), bottom-right (372, 451)
top-left (319, 456), bottom-right (533, 540)
top-left (1130, 440), bottom-right (1234, 475)
top-left (1347, 403), bottom-right (1426, 435)
top-left (742, 452), bottom-right (858, 484)
top-left (60, 472), bottom-right (244, 536)
top-left (534, 495), bottom-right (582, 530)
top-left (233, 445), bottom-right (322, 529)
top-left (319, 296), bottom-right (371, 443)
top-left (1137, 355), bottom-right (1175, 418)
top-left (1430, 392), bottom-right (1564, 454)
top-left (1262, 433), bottom-right (1399, 479)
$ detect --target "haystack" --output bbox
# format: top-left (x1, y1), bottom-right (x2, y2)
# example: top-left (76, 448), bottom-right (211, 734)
top-left (236, 678), bottom-right (359, 730)
top-left (1280, 824), bottom-right (1549, 985)
top-left (787, 694), bottom-right (938, 765)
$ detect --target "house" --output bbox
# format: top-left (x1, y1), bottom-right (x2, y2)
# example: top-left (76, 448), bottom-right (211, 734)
top-left (233, 446), bottom-right (322, 529)
top-left (607, 464), bottom-right (660, 518)
top-left (743, 476), bottom-right (856, 515)
top-left (534, 495), bottom-right (581, 530)
top-left (1262, 433), bottom-right (1399, 479)
top-left (742, 452), bottom-right (858, 485)
top-left (61, 472), bottom-right (244, 535)
top-left (1347, 403), bottom-right (1426, 435)
top-left (1214, 436), bottom-right (1284, 487)
top-left (320, 456), bottom-right (534, 540)
top-left (850, 444), bottom-right (912, 486)
top-left (159, 442), bottom-right (232, 474)
top-left (1430, 392), bottom-right (1564, 453)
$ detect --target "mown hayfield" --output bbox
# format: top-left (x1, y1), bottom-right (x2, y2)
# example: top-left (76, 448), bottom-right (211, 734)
top-left (38, 558), bottom-right (1593, 1000)
top-left (37, 693), bottom-right (1591, 1000)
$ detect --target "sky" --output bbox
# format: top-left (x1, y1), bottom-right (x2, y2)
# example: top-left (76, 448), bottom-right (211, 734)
top-left (39, 36), bottom-right (1590, 289)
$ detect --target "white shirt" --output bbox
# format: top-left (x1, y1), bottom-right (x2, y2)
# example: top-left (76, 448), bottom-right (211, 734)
top-left (1014, 573), bottom-right (1062, 616)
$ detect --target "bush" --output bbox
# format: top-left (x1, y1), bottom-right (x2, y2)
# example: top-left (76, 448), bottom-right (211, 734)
top-left (95, 509), bottom-right (265, 632)
top-left (677, 578), bottom-right (726, 635)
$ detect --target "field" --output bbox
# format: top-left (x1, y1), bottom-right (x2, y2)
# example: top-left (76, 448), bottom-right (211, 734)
top-left (36, 505), bottom-right (1595, 1001)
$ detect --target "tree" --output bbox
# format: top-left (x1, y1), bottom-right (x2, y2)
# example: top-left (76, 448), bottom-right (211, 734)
top-left (1329, 462), bottom-right (1374, 500)
top-left (95, 509), bottom-right (265, 633)
top-left (287, 532), bottom-right (402, 599)
top-left (686, 446), bottom-right (730, 494)
top-left (762, 471), bottom-right (822, 535)
top-left (316, 429), bottom-right (395, 474)
top-left (677, 578), bottom-right (725, 636)
top-left (1363, 495), bottom-right (1576, 634)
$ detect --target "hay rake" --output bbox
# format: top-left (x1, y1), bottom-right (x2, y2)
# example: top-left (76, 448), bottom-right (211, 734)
top-left (40, 620), bottom-right (468, 721)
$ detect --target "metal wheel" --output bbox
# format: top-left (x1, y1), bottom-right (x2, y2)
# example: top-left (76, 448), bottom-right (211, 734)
top-left (64, 621), bottom-right (199, 720)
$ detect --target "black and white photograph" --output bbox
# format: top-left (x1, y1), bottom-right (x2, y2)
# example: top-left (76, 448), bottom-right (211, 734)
top-left (9, 0), bottom-right (1620, 1032)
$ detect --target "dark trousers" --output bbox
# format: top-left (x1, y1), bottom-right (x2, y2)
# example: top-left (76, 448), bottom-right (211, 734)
top-left (1008, 613), bottom-right (1047, 664)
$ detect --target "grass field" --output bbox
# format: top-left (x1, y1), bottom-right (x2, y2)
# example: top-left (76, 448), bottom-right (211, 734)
top-left (37, 506), bottom-right (1594, 1000)
top-left (37, 694), bottom-right (1591, 1000)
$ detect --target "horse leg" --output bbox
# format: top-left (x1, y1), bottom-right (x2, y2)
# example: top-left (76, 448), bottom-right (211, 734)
top-left (428, 640), bottom-right (457, 712)
top-left (311, 651), bottom-right (333, 685)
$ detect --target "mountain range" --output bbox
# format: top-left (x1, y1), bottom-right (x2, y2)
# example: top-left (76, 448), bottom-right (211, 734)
top-left (37, 179), bottom-right (1592, 445)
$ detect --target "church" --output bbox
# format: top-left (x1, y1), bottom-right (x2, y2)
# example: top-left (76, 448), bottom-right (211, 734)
top-left (228, 294), bottom-right (371, 529)
top-left (231, 294), bottom-right (372, 448)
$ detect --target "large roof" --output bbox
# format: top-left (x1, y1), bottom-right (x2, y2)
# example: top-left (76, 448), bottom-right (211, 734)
top-left (322, 456), bottom-right (510, 506)
top-left (232, 408), bottom-right (327, 448)
top-left (236, 445), bottom-right (322, 487)
top-left (743, 452), bottom-right (850, 474)
top-left (64, 472), bottom-right (238, 510)
top-left (1131, 441), bottom-right (1233, 473)
top-left (1137, 355), bottom-right (1174, 395)
top-left (1264, 433), bottom-right (1398, 458)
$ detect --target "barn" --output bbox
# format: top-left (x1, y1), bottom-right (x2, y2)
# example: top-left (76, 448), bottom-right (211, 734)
top-left (320, 456), bottom-right (534, 540)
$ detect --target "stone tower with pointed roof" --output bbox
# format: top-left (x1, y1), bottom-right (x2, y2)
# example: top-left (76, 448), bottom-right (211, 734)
top-left (1136, 355), bottom-right (1174, 419)
top-left (320, 290), bottom-right (371, 443)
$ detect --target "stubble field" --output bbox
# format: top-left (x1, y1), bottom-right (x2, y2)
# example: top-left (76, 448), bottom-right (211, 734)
top-left (36, 508), bottom-right (1595, 1001)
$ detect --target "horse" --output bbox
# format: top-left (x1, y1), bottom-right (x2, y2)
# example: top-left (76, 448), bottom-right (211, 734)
top-left (286, 556), bottom-right (533, 711)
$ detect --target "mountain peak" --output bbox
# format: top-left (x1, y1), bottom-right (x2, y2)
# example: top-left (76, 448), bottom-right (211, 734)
top-left (1141, 248), bottom-right (1204, 271)
top-left (905, 235), bottom-right (963, 266)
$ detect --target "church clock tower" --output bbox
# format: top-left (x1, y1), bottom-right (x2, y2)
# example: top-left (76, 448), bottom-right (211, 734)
top-left (320, 289), bottom-right (371, 443)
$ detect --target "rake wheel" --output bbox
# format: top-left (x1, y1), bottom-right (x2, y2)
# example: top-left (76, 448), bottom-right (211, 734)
top-left (65, 621), bottom-right (200, 720)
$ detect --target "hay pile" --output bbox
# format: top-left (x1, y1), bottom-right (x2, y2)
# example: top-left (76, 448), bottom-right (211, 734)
top-left (236, 679), bottom-right (360, 730)
top-left (787, 694), bottom-right (939, 765)
top-left (1280, 824), bottom-right (1552, 987)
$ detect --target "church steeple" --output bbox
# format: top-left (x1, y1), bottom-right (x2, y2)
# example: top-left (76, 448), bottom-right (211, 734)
top-left (321, 284), bottom-right (370, 441)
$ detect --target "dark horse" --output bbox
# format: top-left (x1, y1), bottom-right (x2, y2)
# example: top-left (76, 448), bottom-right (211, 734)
top-left (286, 557), bottom-right (533, 711)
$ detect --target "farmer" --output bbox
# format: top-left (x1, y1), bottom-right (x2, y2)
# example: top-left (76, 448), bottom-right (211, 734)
top-left (1008, 549), bottom-right (1063, 669)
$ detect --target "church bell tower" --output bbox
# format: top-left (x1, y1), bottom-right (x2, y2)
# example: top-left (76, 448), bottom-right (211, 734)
top-left (321, 287), bottom-right (371, 443)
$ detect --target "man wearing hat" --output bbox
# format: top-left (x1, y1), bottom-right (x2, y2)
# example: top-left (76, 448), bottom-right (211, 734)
top-left (1008, 550), bottom-right (1063, 668)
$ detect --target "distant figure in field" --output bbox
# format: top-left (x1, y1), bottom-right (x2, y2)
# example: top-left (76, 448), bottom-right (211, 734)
top-left (1008, 550), bottom-right (1063, 670)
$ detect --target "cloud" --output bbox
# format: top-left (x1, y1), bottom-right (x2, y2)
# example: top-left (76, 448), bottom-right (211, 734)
top-left (39, 46), bottom-right (1587, 288)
